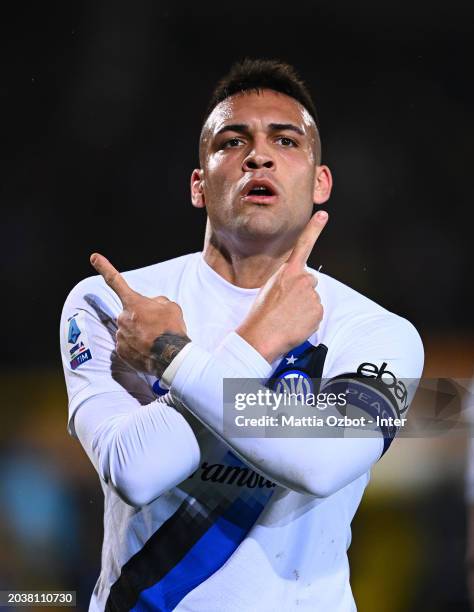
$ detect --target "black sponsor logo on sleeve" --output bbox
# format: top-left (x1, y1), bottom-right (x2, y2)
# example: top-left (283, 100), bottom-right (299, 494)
top-left (356, 361), bottom-right (409, 413)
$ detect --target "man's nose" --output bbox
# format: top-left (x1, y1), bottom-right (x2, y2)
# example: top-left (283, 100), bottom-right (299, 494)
top-left (242, 143), bottom-right (275, 171)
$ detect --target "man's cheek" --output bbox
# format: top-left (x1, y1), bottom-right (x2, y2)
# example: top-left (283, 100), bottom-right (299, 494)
top-left (205, 153), bottom-right (219, 172)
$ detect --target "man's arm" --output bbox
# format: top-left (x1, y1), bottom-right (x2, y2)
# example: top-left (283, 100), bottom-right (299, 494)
top-left (89, 213), bottom-right (423, 499)
top-left (60, 280), bottom-right (201, 507)
top-left (162, 321), bottom-right (422, 497)
top-left (73, 389), bottom-right (201, 507)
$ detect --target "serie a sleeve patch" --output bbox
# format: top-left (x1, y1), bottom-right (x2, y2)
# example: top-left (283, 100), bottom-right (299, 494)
top-left (66, 311), bottom-right (93, 370)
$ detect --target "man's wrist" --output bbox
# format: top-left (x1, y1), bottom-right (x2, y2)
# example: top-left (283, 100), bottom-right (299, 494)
top-left (235, 323), bottom-right (280, 364)
top-left (150, 333), bottom-right (191, 379)
top-left (215, 331), bottom-right (274, 378)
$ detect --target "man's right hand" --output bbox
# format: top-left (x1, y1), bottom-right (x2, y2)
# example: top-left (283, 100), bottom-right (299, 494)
top-left (236, 210), bottom-right (328, 364)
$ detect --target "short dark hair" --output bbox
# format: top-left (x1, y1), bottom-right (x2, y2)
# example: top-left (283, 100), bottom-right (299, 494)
top-left (206, 58), bottom-right (319, 127)
top-left (201, 58), bottom-right (321, 163)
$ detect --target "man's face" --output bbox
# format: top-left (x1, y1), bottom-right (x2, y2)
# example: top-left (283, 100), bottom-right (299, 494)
top-left (192, 89), bottom-right (331, 252)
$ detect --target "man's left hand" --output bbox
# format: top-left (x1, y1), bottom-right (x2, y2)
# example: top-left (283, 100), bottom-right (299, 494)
top-left (90, 253), bottom-right (191, 378)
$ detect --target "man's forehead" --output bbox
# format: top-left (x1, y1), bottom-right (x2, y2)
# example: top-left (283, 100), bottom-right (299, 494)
top-left (205, 89), bottom-right (316, 135)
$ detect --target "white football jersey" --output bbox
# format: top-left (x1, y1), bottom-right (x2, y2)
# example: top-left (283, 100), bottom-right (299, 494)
top-left (60, 252), bottom-right (423, 611)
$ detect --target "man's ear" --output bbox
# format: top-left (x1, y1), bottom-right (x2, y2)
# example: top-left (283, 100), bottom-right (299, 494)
top-left (191, 169), bottom-right (205, 208)
top-left (313, 165), bottom-right (333, 205)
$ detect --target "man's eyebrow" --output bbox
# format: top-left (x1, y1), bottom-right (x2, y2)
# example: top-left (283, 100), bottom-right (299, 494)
top-left (215, 124), bottom-right (249, 136)
top-left (214, 123), bottom-right (306, 137)
top-left (268, 123), bottom-right (305, 136)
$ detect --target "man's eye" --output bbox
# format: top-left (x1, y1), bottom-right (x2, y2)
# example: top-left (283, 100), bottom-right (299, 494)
top-left (276, 136), bottom-right (297, 147)
top-left (222, 138), bottom-right (244, 148)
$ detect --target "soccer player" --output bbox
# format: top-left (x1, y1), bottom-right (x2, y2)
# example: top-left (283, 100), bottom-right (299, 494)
top-left (60, 59), bottom-right (424, 611)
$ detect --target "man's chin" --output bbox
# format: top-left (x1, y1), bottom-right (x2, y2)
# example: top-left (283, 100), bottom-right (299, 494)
top-left (234, 211), bottom-right (289, 241)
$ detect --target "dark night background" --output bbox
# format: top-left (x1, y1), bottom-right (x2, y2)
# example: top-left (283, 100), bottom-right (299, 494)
top-left (0, 2), bottom-right (473, 610)
top-left (2, 2), bottom-right (473, 367)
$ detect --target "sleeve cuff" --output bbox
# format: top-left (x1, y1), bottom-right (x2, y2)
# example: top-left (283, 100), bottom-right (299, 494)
top-left (161, 341), bottom-right (195, 389)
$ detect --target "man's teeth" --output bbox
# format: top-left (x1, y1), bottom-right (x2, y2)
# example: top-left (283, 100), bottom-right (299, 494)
top-left (249, 186), bottom-right (271, 195)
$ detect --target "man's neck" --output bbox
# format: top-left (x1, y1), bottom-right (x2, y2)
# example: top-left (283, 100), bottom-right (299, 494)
top-left (202, 231), bottom-right (292, 289)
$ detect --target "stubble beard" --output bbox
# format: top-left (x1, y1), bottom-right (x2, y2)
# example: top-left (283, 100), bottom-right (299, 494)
top-left (226, 205), bottom-right (289, 246)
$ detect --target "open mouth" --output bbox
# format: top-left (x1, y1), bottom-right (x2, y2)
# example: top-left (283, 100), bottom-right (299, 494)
top-left (248, 186), bottom-right (274, 196)
top-left (242, 180), bottom-right (278, 203)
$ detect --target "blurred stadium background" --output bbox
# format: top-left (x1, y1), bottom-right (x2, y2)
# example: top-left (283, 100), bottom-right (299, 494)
top-left (1, 2), bottom-right (473, 610)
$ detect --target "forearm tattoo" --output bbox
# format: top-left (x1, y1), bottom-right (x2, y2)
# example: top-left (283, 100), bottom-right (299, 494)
top-left (150, 333), bottom-right (191, 378)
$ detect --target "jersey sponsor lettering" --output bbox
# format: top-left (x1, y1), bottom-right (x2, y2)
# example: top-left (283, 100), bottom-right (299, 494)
top-left (324, 361), bottom-right (409, 454)
top-left (190, 461), bottom-right (276, 489)
top-left (356, 361), bottom-right (409, 413)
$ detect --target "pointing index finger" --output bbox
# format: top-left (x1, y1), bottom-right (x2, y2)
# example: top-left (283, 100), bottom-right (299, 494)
top-left (90, 253), bottom-right (136, 306)
top-left (287, 211), bottom-right (328, 267)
